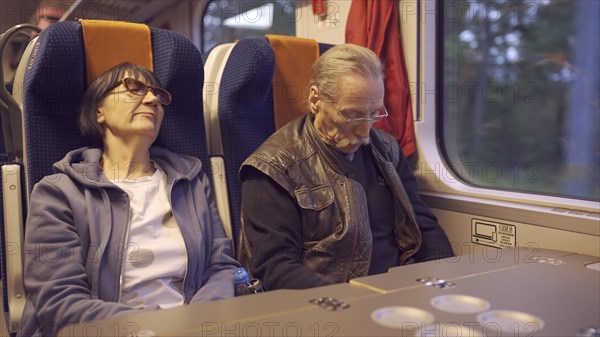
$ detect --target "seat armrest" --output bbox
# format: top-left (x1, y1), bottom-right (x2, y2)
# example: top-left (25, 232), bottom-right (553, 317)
top-left (1, 164), bottom-right (26, 333)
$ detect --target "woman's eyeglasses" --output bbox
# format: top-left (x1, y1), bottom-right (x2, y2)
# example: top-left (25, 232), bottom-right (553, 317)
top-left (112, 78), bottom-right (172, 106)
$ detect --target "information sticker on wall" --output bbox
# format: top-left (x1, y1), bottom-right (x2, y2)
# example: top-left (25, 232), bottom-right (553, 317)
top-left (471, 219), bottom-right (516, 249)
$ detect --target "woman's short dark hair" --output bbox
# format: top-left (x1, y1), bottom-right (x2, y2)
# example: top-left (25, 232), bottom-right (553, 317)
top-left (78, 62), bottom-right (163, 146)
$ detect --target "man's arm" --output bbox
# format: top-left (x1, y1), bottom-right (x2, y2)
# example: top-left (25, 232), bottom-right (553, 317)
top-left (396, 154), bottom-right (455, 261)
top-left (238, 168), bottom-right (333, 290)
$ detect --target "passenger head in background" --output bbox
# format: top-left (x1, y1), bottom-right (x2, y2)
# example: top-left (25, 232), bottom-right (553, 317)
top-left (32, 0), bottom-right (67, 33)
top-left (307, 44), bottom-right (387, 154)
top-left (2, 1), bottom-right (67, 82)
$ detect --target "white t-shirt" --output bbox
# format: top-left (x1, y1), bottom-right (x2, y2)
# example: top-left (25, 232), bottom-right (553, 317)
top-left (112, 165), bottom-right (188, 309)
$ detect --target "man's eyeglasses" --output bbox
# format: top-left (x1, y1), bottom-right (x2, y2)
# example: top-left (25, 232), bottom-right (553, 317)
top-left (320, 93), bottom-right (388, 125)
top-left (111, 78), bottom-right (172, 106)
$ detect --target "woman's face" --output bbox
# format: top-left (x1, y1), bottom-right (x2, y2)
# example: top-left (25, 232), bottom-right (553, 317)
top-left (96, 75), bottom-right (165, 145)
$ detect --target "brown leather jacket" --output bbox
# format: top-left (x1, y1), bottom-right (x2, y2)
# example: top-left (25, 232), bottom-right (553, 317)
top-left (239, 116), bottom-right (451, 283)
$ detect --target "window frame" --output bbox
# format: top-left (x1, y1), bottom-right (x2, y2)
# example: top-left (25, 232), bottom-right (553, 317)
top-left (193, 0), bottom-right (298, 54)
top-left (410, 0), bottom-right (599, 217)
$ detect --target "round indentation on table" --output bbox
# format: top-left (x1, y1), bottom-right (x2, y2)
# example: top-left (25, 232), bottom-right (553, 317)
top-left (577, 327), bottom-right (599, 337)
top-left (371, 306), bottom-right (435, 330)
top-left (430, 294), bottom-right (491, 314)
top-left (477, 310), bottom-right (544, 336)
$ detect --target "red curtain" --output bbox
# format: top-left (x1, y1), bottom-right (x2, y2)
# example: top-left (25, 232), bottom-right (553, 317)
top-left (346, 0), bottom-right (415, 157)
top-left (312, 0), bottom-right (326, 16)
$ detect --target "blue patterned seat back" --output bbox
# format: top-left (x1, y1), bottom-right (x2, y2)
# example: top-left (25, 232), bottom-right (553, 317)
top-left (22, 21), bottom-right (207, 194)
top-left (219, 38), bottom-right (275, 249)
top-left (218, 38), bottom-right (334, 248)
top-left (319, 43), bottom-right (334, 56)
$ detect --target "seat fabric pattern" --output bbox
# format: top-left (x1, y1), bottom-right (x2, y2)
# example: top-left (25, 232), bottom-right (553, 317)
top-left (218, 38), bottom-right (275, 247)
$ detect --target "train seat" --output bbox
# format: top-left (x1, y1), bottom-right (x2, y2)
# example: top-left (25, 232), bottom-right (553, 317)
top-left (203, 42), bottom-right (236, 240)
top-left (211, 38), bottom-right (275, 251)
top-left (0, 19), bottom-right (207, 334)
top-left (0, 24), bottom-right (40, 337)
top-left (205, 35), bottom-right (332, 250)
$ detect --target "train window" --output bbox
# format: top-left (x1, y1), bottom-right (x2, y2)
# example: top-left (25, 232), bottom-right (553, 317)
top-left (440, 0), bottom-right (599, 201)
top-left (202, 0), bottom-right (296, 53)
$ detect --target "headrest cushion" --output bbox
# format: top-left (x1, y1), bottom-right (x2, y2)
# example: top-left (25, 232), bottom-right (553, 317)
top-left (81, 19), bottom-right (153, 84)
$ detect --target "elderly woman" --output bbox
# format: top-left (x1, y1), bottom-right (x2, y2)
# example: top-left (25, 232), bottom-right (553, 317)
top-left (19, 62), bottom-right (239, 337)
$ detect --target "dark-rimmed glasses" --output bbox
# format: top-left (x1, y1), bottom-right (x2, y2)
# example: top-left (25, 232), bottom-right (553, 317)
top-left (320, 92), bottom-right (388, 125)
top-left (110, 78), bottom-right (172, 106)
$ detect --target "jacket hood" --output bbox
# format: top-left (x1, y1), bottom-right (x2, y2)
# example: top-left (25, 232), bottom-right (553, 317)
top-left (53, 146), bottom-right (203, 188)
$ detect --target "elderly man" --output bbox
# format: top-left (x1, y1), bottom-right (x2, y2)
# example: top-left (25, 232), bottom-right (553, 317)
top-left (238, 44), bottom-right (453, 290)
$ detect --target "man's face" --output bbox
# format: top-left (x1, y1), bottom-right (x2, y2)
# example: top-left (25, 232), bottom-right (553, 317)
top-left (311, 74), bottom-right (385, 154)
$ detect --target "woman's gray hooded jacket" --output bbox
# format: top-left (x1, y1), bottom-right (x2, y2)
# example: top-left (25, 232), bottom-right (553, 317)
top-left (19, 146), bottom-right (239, 337)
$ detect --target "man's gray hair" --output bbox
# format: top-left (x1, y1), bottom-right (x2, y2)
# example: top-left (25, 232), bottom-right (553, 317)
top-left (308, 43), bottom-right (384, 100)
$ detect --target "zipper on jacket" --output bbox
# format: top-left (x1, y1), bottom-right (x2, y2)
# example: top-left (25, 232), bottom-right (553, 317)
top-left (342, 179), bottom-right (367, 282)
top-left (175, 179), bottom-right (191, 304)
top-left (117, 196), bottom-right (132, 303)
